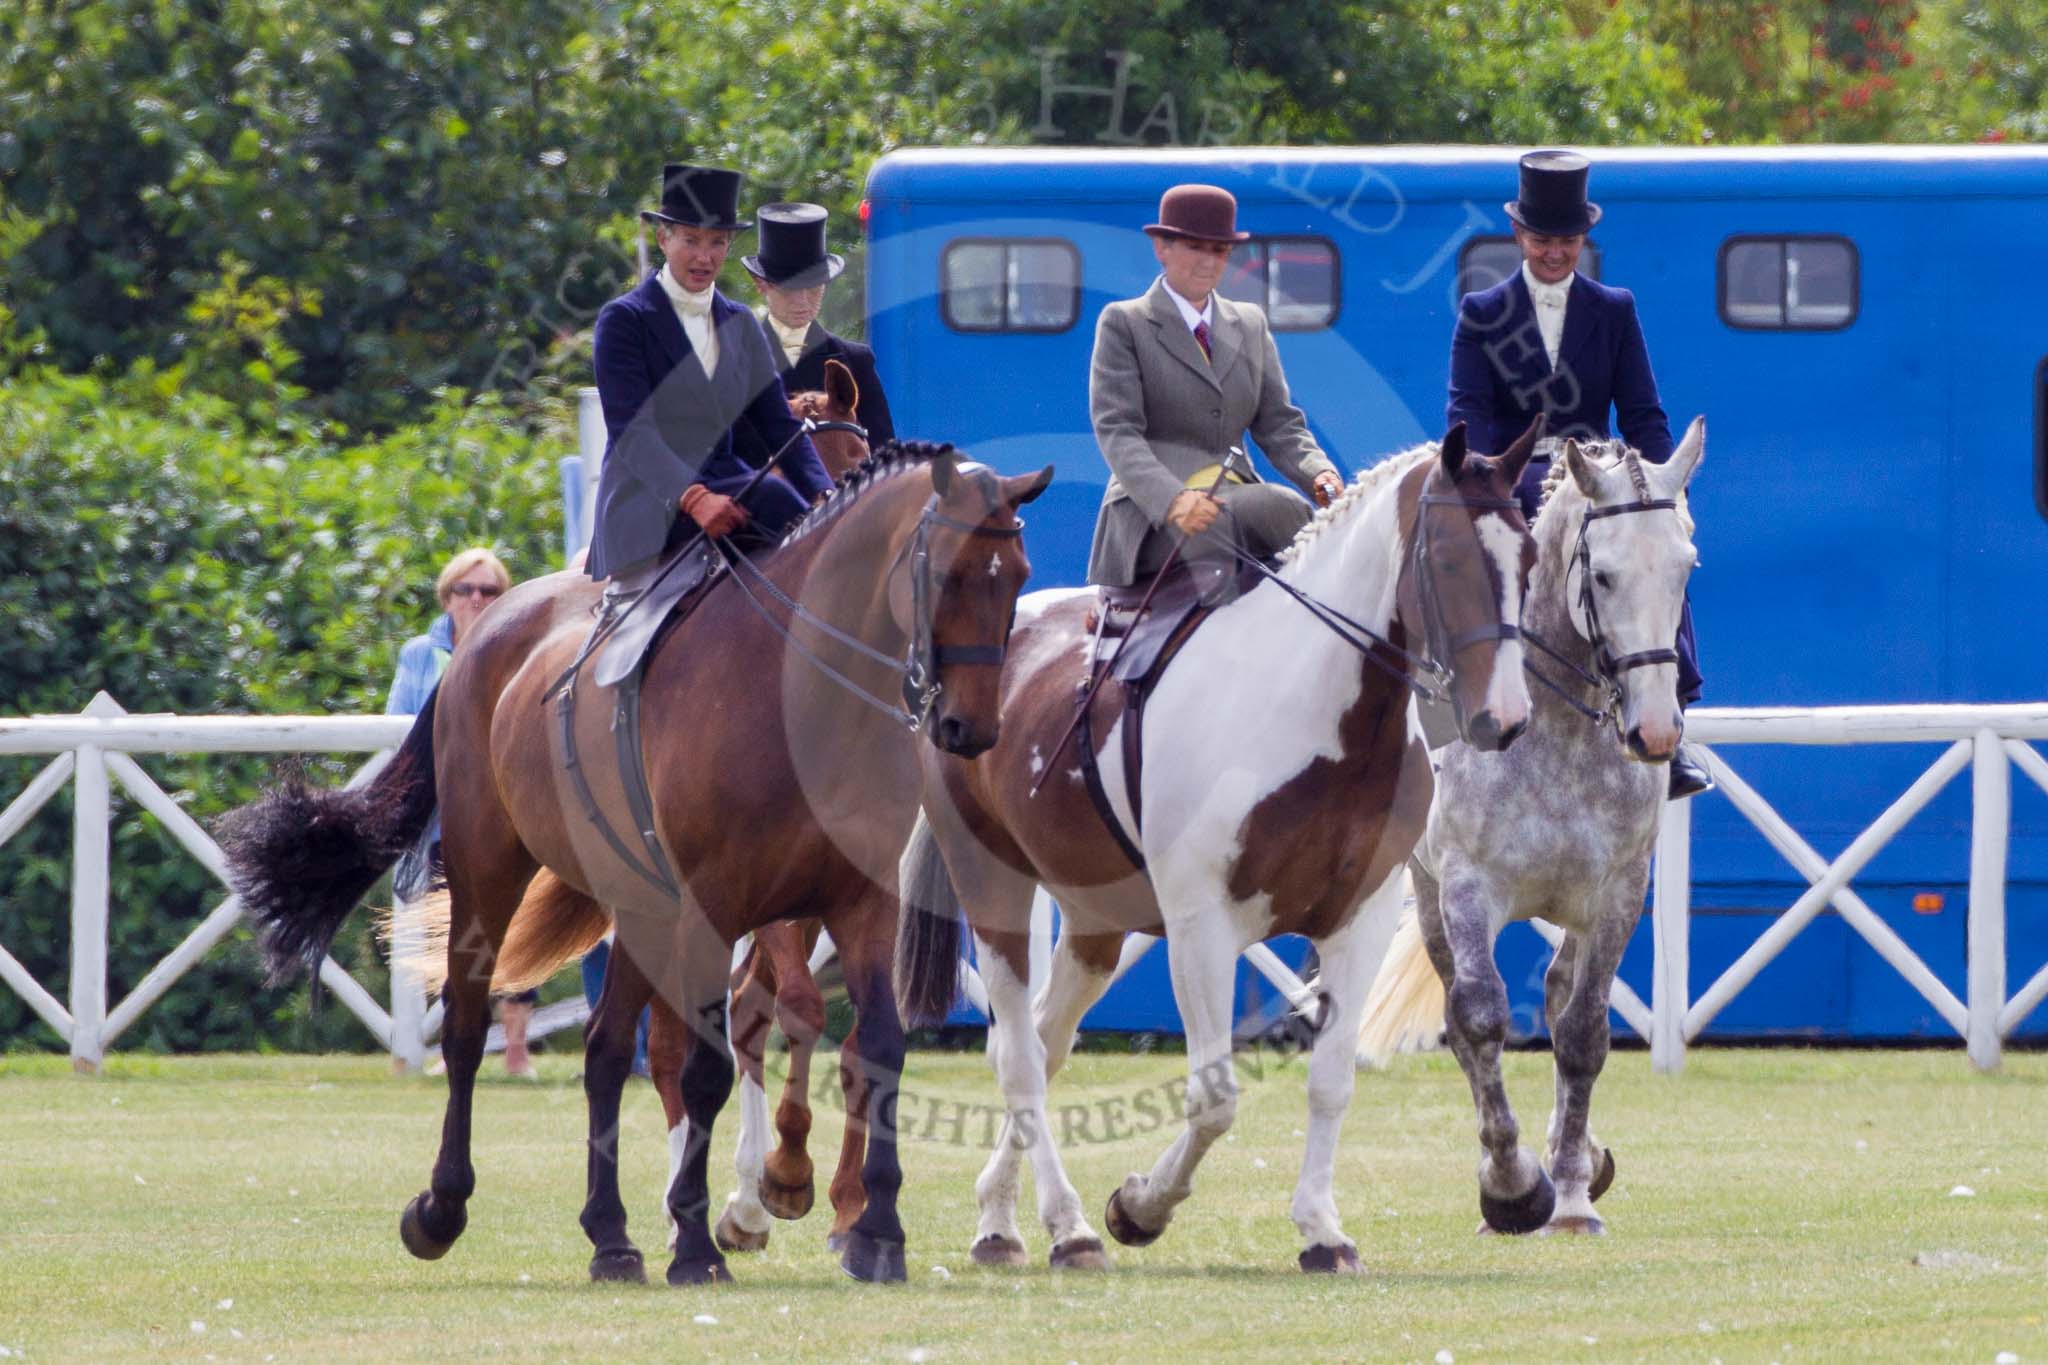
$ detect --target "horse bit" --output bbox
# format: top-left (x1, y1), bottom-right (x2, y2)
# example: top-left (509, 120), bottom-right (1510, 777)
top-left (717, 482), bottom-right (1025, 731)
top-left (1520, 495), bottom-right (1682, 730)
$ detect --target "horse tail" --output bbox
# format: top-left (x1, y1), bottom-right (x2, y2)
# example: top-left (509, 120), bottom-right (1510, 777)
top-left (1355, 881), bottom-right (1447, 1068)
top-left (492, 870), bottom-right (611, 993)
top-left (894, 811), bottom-right (963, 1028)
top-left (221, 688), bottom-right (442, 984)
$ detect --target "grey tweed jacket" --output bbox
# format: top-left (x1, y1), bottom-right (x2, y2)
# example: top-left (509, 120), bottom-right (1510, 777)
top-left (1086, 277), bottom-right (1336, 585)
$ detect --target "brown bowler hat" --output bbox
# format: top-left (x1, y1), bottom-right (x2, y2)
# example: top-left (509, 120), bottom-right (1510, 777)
top-left (1143, 184), bottom-right (1250, 243)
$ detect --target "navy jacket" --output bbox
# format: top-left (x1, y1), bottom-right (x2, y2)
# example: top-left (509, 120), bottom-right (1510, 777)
top-left (773, 321), bottom-right (896, 447)
top-left (1446, 271), bottom-right (1673, 507)
top-left (587, 272), bottom-right (830, 579)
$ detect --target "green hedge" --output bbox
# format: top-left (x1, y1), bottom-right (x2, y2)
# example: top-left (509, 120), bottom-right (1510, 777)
top-left (0, 370), bottom-right (565, 1052)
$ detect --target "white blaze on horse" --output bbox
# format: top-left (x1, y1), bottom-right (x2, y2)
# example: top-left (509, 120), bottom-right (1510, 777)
top-left (894, 424), bottom-right (1541, 1273)
top-left (1360, 420), bottom-right (1705, 1236)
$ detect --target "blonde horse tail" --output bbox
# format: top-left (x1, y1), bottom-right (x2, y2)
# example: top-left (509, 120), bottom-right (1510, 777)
top-left (1356, 890), bottom-right (1447, 1069)
top-left (494, 870), bottom-right (611, 992)
top-left (383, 870), bottom-right (610, 996)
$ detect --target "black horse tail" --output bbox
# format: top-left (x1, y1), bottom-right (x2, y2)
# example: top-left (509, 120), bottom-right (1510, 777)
top-left (220, 687), bottom-right (442, 984)
top-left (893, 811), bottom-right (965, 1028)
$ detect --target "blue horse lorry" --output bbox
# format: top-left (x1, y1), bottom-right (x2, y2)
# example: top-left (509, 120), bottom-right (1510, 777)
top-left (846, 145), bottom-right (2048, 1044)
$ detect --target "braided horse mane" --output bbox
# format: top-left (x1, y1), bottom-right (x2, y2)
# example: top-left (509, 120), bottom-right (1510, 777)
top-left (774, 439), bottom-right (960, 549)
top-left (1274, 443), bottom-right (1436, 568)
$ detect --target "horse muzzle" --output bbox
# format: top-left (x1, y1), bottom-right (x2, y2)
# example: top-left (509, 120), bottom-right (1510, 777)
top-left (1465, 711), bottom-right (1528, 753)
top-left (932, 713), bottom-right (997, 759)
top-left (1624, 722), bottom-right (1680, 763)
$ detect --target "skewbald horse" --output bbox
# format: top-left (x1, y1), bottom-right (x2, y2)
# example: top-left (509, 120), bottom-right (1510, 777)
top-left (222, 431), bottom-right (1051, 1287)
top-left (894, 421), bottom-right (1542, 1273)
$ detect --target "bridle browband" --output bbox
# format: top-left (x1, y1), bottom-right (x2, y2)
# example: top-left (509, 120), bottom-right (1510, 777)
top-left (1520, 496), bottom-right (1683, 729)
top-left (718, 487), bottom-right (1023, 730)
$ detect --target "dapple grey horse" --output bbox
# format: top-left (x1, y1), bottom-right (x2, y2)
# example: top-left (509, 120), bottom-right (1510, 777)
top-left (1362, 420), bottom-right (1704, 1235)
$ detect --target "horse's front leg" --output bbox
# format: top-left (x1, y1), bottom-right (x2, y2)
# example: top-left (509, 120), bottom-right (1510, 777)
top-left (829, 891), bottom-right (913, 1283)
top-left (1416, 863), bottom-right (1553, 1235)
top-left (1104, 912), bottom-right (1240, 1254)
top-left (1291, 873), bottom-right (1407, 1274)
top-left (662, 977), bottom-right (739, 1286)
top-left (972, 928), bottom-right (1108, 1269)
top-left (1543, 895), bottom-right (1641, 1234)
top-left (969, 925), bottom-right (1121, 1266)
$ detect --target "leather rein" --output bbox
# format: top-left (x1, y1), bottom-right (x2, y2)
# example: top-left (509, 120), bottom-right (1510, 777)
top-left (717, 465), bottom-right (1024, 731)
top-left (1519, 497), bottom-right (1682, 729)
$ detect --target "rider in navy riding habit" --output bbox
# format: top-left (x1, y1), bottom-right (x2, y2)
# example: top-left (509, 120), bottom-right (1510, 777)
top-left (1446, 150), bottom-right (1711, 799)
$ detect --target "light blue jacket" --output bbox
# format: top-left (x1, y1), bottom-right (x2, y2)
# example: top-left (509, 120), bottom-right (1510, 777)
top-left (386, 613), bottom-right (455, 716)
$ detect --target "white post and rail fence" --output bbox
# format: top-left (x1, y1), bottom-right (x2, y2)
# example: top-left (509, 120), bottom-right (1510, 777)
top-left (3, 696), bottom-right (2045, 1075)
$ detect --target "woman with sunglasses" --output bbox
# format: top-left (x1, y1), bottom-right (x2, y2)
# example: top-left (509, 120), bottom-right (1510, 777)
top-left (386, 547), bottom-right (539, 1078)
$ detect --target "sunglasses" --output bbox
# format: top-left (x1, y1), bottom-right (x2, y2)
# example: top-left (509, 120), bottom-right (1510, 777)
top-left (448, 583), bottom-right (503, 600)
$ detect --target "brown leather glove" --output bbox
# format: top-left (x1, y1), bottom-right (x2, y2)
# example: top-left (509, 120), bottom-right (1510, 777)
top-left (680, 484), bottom-right (749, 538)
top-left (1167, 488), bottom-right (1221, 535)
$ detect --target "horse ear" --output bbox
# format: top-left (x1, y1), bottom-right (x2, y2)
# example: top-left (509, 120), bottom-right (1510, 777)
top-left (1497, 413), bottom-right (1546, 487)
top-left (930, 450), bottom-right (957, 497)
top-left (824, 357), bottom-right (860, 413)
top-left (1439, 422), bottom-right (1467, 478)
top-left (1008, 464), bottom-right (1055, 507)
top-left (1661, 416), bottom-right (1706, 493)
top-left (1562, 438), bottom-right (1601, 497)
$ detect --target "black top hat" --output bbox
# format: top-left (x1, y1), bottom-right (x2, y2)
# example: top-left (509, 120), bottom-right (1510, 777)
top-left (740, 203), bottom-right (846, 288)
top-left (642, 163), bottom-right (751, 231)
top-left (1503, 150), bottom-right (1602, 237)
top-left (1144, 184), bottom-right (1251, 244)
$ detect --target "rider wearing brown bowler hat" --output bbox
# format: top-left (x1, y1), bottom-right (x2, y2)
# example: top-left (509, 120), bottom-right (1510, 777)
top-left (1085, 183), bottom-right (1343, 593)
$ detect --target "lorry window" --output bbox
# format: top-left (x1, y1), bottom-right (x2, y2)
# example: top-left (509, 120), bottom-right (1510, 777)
top-left (1719, 235), bottom-right (1858, 330)
top-left (941, 238), bottom-right (1081, 333)
top-left (1217, 237), bottom-right (1339, 330)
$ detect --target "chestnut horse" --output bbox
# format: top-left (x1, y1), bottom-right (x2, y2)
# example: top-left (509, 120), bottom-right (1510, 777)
top-left (223, 439), bottom-right (1051, 1287)
top-left (894, 424), bottom-right (1538, 1273)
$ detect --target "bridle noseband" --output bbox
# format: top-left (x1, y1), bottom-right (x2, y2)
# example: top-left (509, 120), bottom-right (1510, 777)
top-left (720, 487), bottom-right (1024, 731)
top-left (1521, 497), bottom-right (1682, 729)
top-left (1412, 491), bottom-right (1524, 732)
top-left (901, 498), bottom-right (1024, 724)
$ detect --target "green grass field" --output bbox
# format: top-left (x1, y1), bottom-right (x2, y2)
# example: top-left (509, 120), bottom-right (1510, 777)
top-left (2, 1047), bottom-right (2044, 1362)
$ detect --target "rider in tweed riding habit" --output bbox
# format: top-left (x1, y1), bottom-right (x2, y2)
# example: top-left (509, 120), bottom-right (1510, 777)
top-left (1085, 183), bottom-right (1344, 594)
top-left (1446, 150), bottom-right (1712, 799)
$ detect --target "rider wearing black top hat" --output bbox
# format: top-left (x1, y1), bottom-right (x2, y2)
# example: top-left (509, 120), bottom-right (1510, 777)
top-left (587, 163), bottom-right (830, 589)
top-left (1446, 150), bottom-right (1711, 799)
top-left (735, 202), bottom-right (896, 455)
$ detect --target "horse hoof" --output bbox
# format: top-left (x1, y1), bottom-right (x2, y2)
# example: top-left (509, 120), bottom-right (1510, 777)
top-left (1299, 1242), bottom-right (1363, 1274)
top-left (1588, 1146), bottom-right (1617, 1203)
top-left (589, 1248), bottom-right (647, 1283)
top-left (759, 1170), bottom-right (815, 1221)
top-left (666, 1255), bottom-right (734, 1287)
top-left (1103, 1181), bottom-right (1164, 1249)
top-left (969, 1234), bottom-right (1027, 1267)
top-left (825, 1229), bottom-right (850, 1254)
top-left (1545, 1213), bottom-right (1606, 1237)
top-left (398, 1192), bottom-right (465, 1261)
top-left (713, 1209), bottom-right (769, 1254)
top-left (1049, 1237), bottom-right (1111, 1271)
top-left (1478, 1168), bottom-right (1556, 1235)
top-left (838, 1230), bottom-right (908, 1284)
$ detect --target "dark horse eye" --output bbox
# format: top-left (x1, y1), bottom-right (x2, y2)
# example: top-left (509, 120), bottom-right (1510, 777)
top-left (1593, 570), bottom-right (1612, 590)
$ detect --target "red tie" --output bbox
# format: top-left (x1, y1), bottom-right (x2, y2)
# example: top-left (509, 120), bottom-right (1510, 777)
top-left (1193, 320), bottom-right (1212, 359)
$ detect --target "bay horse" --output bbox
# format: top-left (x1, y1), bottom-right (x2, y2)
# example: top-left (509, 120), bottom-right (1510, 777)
top-left (1360, 422), bottom-right (1705, 1236)
top-left (222, 439), bottom-right (1051, 1287)
top-left (893, 423), bottom-right (1540, 1273)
